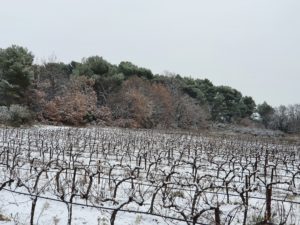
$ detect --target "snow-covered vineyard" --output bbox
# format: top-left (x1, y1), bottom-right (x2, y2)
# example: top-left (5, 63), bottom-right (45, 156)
top-left (0, 126), bottom-right (300, 225)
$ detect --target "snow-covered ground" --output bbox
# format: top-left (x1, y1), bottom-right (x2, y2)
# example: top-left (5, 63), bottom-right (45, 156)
top-left (0, 188), bottom-right (167, 225)
top-left (0, 126), bottom-right (299, 225)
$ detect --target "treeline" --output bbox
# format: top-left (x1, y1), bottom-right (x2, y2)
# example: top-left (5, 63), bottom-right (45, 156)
top-left (257, 102), bottom-right (300, 133)
top-left (0, 45), bottom-right (299, 133)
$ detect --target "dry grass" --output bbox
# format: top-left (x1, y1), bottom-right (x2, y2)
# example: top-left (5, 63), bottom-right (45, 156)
top-left (0, 213), bottom-right (11, 221)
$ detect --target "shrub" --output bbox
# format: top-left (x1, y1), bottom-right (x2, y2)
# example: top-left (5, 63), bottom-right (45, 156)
top-left (0, 105), bottom-right (33, 126)
top-left (9, 104), bottom-right (33, 126)
top-left (0, 106), bottom-right (11, 124)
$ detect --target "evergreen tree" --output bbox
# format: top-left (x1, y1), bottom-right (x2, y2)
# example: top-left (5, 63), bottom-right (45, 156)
top-left (0, 45), bottom-right (34, 105)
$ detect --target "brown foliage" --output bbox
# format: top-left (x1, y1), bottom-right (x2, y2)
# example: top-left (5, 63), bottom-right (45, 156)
top-left (95, 106), bottom-right (112, 123)
top-left (150, 83), bottom-right (173, 128)
top-left (174, 95), bottom-right (208, 129)
top-left (44, 101), bottom-right (61, 122)
top-left (109, 76), bottom-right (208, 129)
top-left (28, 74), bottom-right (114, 125)
top-left (28, 71), bottom-right (208, 129)
top-left (35, 76), bottom-right (99, 125)
top-left (109, 77), bottom-right (153, 128)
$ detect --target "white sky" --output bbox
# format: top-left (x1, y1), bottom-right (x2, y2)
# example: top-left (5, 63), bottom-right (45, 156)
top-left (1, 0), bottom-right (299, 106)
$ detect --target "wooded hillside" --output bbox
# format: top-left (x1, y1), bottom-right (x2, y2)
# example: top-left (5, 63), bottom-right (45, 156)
top-left (0, 45), bottom-right (299, 133)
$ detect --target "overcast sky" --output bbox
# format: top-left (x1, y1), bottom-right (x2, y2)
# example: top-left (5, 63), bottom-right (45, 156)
top-left (1, 0), bottom-right (299, 106)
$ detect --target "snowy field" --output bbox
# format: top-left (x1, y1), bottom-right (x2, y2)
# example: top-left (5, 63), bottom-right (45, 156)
top-left (0, 126), bottom-right (300, 225)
